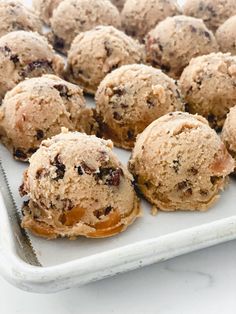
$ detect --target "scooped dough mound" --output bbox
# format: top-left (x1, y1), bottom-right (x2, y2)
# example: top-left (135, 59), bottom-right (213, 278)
top-left (0, 31), bottom-right (64, 102)
top-left (183, 0), bottom-right (236, 32)
top-left (0, 0), bottom-right (42, 37)
top-left (145, 15), bottom-right (218, 79)
top-left (0, 75), bottom-right (93, 161)
top-left (216, 16), bottom-right (236, 55)
top-left (49, 0), bottom-right (121, 54)
top-left (129, 112), bottom-right (234, 211)
top-left (222, 106), bottom-right (236, 168)
top-left (121, 0), bottom-right (181, 41)
top-left (179, 52), bottom-right (236, 130)
top-left (32, 0), bottom-right (62, 25)
top-left (20, 130), bottom-right (140, 239)
top-left (65, 26), bottom-right (145, 95)
top-left (95, 64), bottom-right (184, 149)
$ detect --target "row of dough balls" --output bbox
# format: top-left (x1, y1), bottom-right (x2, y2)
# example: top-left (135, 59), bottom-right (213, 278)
top-left (19, 112), bottom-right (235, 239)
top-left (1, 51), bottom-right (236, 161)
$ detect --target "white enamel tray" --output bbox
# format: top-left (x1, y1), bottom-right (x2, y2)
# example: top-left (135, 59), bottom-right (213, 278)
top-left (0, 140), bottom-right (236, 293)
top-left (0, 0), bottom-right (236, 294)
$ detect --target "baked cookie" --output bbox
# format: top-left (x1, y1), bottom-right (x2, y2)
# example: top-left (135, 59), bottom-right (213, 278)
top-left (20, 130), bottom-right (140, 239)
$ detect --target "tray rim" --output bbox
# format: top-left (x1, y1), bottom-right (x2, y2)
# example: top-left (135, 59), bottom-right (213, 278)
top-left (1, 191), bottom-right (236, 293)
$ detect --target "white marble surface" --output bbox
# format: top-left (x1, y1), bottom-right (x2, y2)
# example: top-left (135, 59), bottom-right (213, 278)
top-left (1, 240), bottom-right (236, 314)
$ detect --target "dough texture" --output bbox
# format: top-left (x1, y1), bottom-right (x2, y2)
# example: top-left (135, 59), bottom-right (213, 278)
top-left (0, 0), bottom-right (42, 37)
top-left (32, 0), bottom-right (62, 25)
top-left (179, 52), bottom-right (236, 130)
top-left (95, 64), bottom-right (184, 149)
top-left (145, 15), bottom-right (219, 79)
top-left (129, 112), bottom-right (234, 211)
top-left (121, 0), bottom-right (181, 41)
top-left (20, 130), bottom-right (140, 239)
top-left (216, 16), bottom-right (236, 55)
top-left (49, 0), bottom-right (121, 54)
top-left (65, 26), bottom-right (145, 95)
top-left (222, 106), bottom-right (236, 167)
top-left (183, 0), bottom-right (236, 32)
top-left (0, 31), bottom-right (64, 103)
top-left (0, 75), bottom-right (93, 161)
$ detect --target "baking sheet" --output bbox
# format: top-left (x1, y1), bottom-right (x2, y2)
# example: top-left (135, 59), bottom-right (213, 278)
top-left (1, 138), bottom-right (236, 267)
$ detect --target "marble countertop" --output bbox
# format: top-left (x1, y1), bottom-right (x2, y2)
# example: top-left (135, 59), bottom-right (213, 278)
top-left (1, 240), bottom-right (235, 314)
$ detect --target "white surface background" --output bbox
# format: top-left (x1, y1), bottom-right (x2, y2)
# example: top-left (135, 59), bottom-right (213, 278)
top-left (1, 0), bottom-right (236, 312)
top-left (1, 240), bottom-right (236, 313)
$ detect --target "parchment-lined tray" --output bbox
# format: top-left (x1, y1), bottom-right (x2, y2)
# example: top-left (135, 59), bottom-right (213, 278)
top-left (0, 139), bottom-right (236, 293)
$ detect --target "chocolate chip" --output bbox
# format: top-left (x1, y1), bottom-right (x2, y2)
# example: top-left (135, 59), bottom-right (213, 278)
top-left (184, 103), bottom-right (191, 112)
top-left (188, 167), bottom-right (198, 175)
top-left (147, 98), bottom-right (155, 108)
top-left (53, 154), bottom-right (66, 181)
top-left (177, 181), bottom-right (188, 190)
top-left (190, 25), bottom-right (197, 33)
top-left (96, 167), bottom-right (123, 186)
top-left (93, 209), bottom-right (102, 219)
top-left (76, 165), bottom-right (84, 175)
top-left (36, 129), bottom-right (44, 140)
top-left (10, 54), bottom-right (19, 63)
top-left (104, 206), bottom-right (112, 215)
top-left (113, 86), bottom-right (126, 96)
top-left (108, 63), bottom-right (119, 73)
top-left (53, 35), bottom-right (65, 50)
top-left (210, 176), bottom-right (222, 185)
top-left (161, 64), bottom-right (171, 73)
top-left (120, 103), bottom-right (129, 109)
top-left (13, 148), bottom-right (27, 160)
top-left (113, 111), bottom-right (122, 121)
top-left (203, 31), bottom-right (211, 40)
top-left (200, 189), bottom-right (208, 196)
top-left (21, 60), bottom-right (53, 77)
top-left (54, 84), bottom-right (70, 98)
top-left (173, 159), bottom-right (181, 173)
top-left (104, 40), bottom-right (113, 57)
top-left (3, 46), bottom-right (11, 53)
top-left (127, 130), bottom-right (135, 140)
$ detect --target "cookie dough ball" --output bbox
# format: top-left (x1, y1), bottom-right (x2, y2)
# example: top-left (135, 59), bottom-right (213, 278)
top-left (20, 130), bottom-right (140, 239)
top-left (179, 53), bottom-right (236, 130)
top-left (121, 0), bottom-right (181, 41)
top-left (0, 31), bottom-right (64, 103)
top-left (183, 0), bottom-right (236, 33)
top-left (0, 0), bottom-right (43, 37)
top-left (129, 112), bottom-right (234, 211)
top-left (145, 15), bottom-right (219, 79)
top-left (216, 16), bottom-right (236, 55)
top-left (222, 106), bottom-right (236, 167)
top-left (49, 0), bottom-right (121, 54)
top-left (32, 0), bottom-right (62, 25)
top-left (110, 0), bottom-right (125, 11)
top-left (0, 75), bottom-right (93, 161)
top-left (66, 26), bottom-right (145, 95)
top-left (95, 64), bottom-right (184, 149)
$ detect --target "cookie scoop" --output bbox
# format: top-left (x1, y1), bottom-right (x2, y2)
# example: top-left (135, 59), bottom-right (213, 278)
top-left (129, 112), bottom-right (234, 211)
top-left (20, 130), bottom-right (140, 239)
